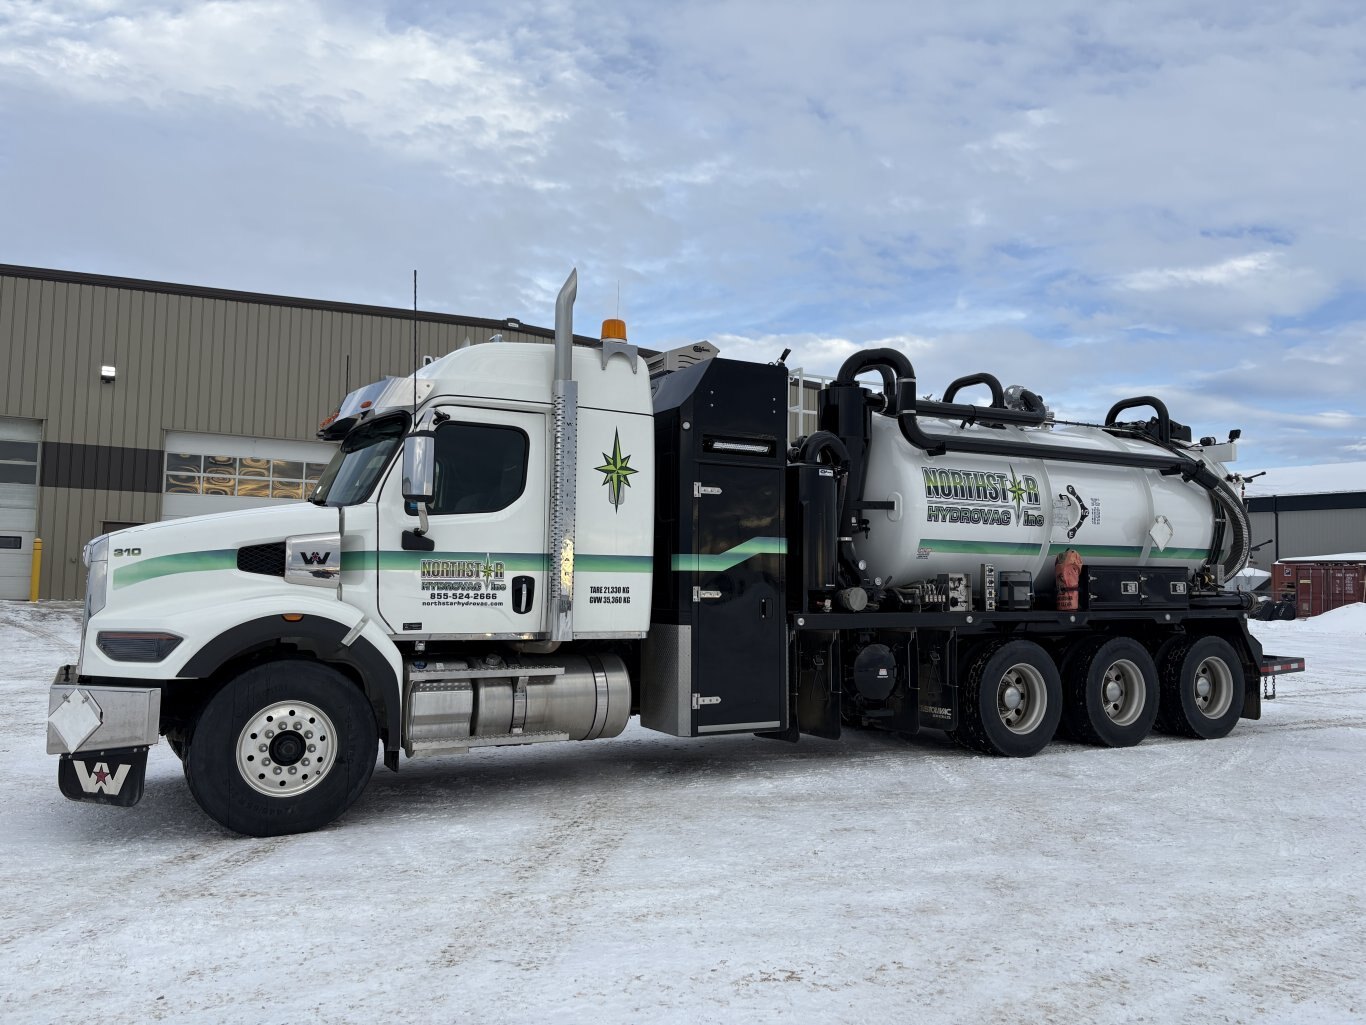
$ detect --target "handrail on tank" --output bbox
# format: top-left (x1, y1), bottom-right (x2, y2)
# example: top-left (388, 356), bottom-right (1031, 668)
top-left (825, 346), bottom-right (1249, 581)
top-left (942, 372), bottom-right (1005, 408)
top-left (889, 377), bottom-right (1249, 580)
top-left (1104, 395), bottom-right (1172, 444)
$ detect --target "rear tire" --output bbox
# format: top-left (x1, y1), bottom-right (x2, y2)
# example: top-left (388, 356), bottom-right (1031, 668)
top-left (185, 660), bottom-right (378, 836)
top-left (1155, 636), bottom-right (1245, 739)
top-left (951, 640), bottom-right (1062, 757)
top-left (1061, 637), bottom-right (1159, 748)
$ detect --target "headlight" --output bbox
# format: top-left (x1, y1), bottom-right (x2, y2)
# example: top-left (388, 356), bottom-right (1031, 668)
top-left (84, 536), bottom-right (110, 619)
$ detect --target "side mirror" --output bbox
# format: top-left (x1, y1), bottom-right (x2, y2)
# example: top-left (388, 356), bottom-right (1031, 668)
top-left (402, 431), bottom-right (435, 505)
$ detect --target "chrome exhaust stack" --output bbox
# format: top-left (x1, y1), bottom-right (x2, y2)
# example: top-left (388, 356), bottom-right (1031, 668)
top-left (548, 269), bottom-right (578, 642)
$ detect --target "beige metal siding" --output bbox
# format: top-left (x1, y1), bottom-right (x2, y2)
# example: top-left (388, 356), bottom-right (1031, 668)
top-left (1247, 506), bottom-right (1366, 567)
top-left (1, 273), bottom-right (555, 450)
top-left (0, 268), bottom-right (568, 596)
top-left (37, 487), bottom-right (161, 600)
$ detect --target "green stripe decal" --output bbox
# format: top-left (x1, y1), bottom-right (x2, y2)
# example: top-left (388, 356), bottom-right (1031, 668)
top-left (673, 537), bottom-right (787, 573)
top-left (372, 551), bottom-right (551, 572)
top-left (113, 549), bottom-right (237, 589)
top-left (577, 555), bottom-right (654, 573)
top-left (1047, 543), bottom-right (1144, 559)
top-left (1046, 543), bottom-right (1208, 561)
top-left (920, 539), bottom-right (1039, 556)
top-left (341, 551), bottom-right (653, 573)
top-left (921, 540), bottom-right (1211, 562)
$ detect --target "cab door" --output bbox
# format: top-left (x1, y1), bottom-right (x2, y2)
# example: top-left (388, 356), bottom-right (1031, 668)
top-left (376, 405), bottom-right (548, 638)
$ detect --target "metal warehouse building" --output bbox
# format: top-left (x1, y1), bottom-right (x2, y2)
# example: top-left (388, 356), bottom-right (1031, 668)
top-left (1242, 462), bottom-right (1366, 570)
top-left (0, 264), bottom-right (587, 600)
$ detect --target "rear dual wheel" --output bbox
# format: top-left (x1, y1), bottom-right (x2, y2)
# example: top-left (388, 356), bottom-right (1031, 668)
top-left (1061, 637), bottom-right (1159, 748)
top-left (1155, 636), bottom-right (1245, 739)
top-left (952, 640), bottom-right (1062, 757)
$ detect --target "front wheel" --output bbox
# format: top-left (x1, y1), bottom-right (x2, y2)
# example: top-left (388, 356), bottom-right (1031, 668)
top-left (185, 660), bottom-right (378, 836)
top-left (951, 640), bottom-right (1062, 757)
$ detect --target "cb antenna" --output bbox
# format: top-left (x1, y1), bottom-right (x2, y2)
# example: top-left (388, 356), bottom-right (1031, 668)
top-left (412, 269), bottom-right (418, 414)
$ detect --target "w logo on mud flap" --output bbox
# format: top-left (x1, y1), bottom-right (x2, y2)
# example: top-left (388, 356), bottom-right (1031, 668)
top-left (299, 552), bottom-right (331, 565)
top-left (71, 761), bottom-right (132, 796)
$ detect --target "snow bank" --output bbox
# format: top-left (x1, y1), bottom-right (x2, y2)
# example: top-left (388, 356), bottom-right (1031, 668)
top-left (1294, 602), bottom-right (1366, 633)
top-left (4, 602), bottom-right (1366, 1024)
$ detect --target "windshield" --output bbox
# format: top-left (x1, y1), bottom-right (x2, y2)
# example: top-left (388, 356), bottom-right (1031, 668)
top-left (312, 414), bottom-right (408, 506)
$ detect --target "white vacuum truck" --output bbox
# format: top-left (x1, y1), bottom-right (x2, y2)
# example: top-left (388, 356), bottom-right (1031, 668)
top-left (47, 272), bottom-right (1278, 836)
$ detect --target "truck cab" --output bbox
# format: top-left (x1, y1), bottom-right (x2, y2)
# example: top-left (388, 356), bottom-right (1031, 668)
top-left (48, 275), bottom-right (660, 834)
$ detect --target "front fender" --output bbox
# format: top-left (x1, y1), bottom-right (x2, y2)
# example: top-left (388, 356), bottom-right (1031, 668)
top-left (83, 596), bottom-right (404, 758)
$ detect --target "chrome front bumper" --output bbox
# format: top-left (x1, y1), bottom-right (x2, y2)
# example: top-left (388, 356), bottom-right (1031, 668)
top-left (47, 667), bottom-right (161, 755)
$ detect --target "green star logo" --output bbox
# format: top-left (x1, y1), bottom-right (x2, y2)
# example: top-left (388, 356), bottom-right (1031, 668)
top-left (1006, 467), bottom-right (1029, 514)
top-left (596, 429), bottom-right (638, 511)
top-left (481, 559), bottom-right (496, 580)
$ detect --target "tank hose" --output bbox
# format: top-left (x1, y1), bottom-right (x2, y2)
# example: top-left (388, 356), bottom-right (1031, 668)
top-left (793, 431), bottom-right (863, 589)
top-left (1206, 470), bottom-right (1252, 582)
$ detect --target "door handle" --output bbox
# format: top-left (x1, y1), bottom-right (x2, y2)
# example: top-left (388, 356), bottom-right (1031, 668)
top-left (512, 575), bottom-right (534, 615)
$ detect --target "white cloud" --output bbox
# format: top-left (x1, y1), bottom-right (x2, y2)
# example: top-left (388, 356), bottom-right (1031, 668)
top-left (2, 0), bottom-right (1366, 466)
top-left (0, 0), bottom-right (575, 162)
top-left (1119, 252), bottom-right (1280, 292)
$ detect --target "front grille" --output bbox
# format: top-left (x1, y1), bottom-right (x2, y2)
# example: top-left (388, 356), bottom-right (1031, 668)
top-left (237, 542), bottom-right (286, 576)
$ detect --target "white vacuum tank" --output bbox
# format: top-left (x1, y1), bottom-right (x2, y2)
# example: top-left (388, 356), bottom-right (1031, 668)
top-left (855, 414), bottom-right (1233, 588)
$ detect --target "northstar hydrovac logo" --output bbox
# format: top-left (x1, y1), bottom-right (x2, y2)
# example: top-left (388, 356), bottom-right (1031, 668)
top-left (921, 463), bottom-right (1044, 527)
top-left (596, 429), bottom-right (637, 511)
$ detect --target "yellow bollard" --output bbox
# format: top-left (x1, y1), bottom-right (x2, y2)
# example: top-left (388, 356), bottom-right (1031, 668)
top-left (29, 537), bottom-right (42, 603)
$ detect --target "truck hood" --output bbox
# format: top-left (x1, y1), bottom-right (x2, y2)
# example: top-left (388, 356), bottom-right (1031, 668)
top-left (103, 503), bottom-right (343, 597)
top-left (109, 503), bottom-right (341, 551)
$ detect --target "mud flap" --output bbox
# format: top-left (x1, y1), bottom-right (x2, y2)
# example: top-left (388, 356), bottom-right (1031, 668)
top-left (58, 746), bottom-right (149, 807)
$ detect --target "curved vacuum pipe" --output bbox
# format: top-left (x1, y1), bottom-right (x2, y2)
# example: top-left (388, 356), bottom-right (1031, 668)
top-left (827, 348), bottom-right (1250, 584)
top-left (943, 372), bottom-right (1006, 408)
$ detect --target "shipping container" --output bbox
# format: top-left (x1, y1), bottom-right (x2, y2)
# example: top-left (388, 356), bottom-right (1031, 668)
top-left (1273, 560), bottom-right (1365, 618)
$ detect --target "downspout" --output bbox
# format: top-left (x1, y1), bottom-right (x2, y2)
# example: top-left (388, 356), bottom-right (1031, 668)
top-left (548, 269), bottom-right (578, 642)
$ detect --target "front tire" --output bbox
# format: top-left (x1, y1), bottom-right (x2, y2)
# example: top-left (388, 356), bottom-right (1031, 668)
top-left (185, 660), bottom-right (378, 837)
top-left (1061, 637), bottom-right (1159, 748)
top-left (1155, 636), bottom-right (1245, 739)
top-left (951, 640), bottom-right (1062, 757)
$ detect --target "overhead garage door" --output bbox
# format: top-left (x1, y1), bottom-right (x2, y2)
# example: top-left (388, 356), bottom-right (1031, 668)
top-left (0, 418), bottom-right (41, 601)
top-left (161, 432), bottom-right (337, 520)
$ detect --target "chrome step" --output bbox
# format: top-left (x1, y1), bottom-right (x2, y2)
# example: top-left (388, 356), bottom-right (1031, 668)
top-left (409, 730), bottom-right (570, 757)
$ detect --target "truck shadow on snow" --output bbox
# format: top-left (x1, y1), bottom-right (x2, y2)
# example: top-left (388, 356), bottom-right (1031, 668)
top-left (351, 726), bottom-right (987, 819)
top-left (53, 726), bottom-right (1110, 841)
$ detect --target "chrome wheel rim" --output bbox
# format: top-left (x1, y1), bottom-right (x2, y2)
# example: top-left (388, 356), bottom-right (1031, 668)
top-left (996, 663), bottom-right (1047, 734)
top-left (236, 700), bottom-right (336, 798)
top-left (1100, 658), bottom-right (1146, 727)
top-left (1192, 657), bottom-right (1234, 720)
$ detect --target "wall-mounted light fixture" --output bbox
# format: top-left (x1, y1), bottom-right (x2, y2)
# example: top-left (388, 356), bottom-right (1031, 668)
top-left (100, 365), bottom-right (116, 383)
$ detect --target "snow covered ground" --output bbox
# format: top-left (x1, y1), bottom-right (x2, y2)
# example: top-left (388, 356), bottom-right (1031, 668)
top-left (2, 602), bottom-right (1364, 1025)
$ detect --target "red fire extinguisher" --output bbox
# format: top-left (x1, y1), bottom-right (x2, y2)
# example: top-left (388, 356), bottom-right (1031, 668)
top-left (1055, 548), bottom-right (1083, 611)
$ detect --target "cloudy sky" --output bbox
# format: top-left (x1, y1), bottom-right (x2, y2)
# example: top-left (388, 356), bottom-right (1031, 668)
top-left (2, 0), bottom-right (1364, 469)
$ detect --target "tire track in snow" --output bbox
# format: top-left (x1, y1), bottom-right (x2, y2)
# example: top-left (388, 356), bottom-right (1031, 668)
top-left (0, 835), bottom-right (286, 951)
top-left (430, 790), bottom-right (623, 973)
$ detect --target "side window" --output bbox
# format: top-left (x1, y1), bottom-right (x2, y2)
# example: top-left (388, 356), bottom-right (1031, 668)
top-left (430, 422), bottom-right (529, 515)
